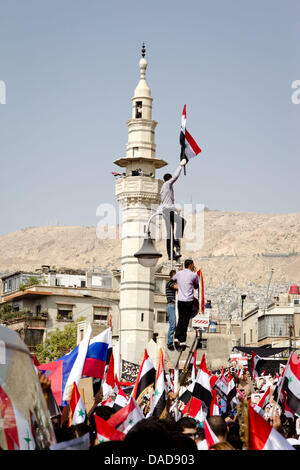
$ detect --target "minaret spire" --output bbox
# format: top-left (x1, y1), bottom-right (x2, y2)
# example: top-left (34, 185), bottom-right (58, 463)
top-left (141, 42), bottom-right (146, 58)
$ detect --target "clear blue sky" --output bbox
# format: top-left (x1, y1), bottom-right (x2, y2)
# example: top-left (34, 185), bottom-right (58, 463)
top-left (0, 0), bottom-right (299, 236)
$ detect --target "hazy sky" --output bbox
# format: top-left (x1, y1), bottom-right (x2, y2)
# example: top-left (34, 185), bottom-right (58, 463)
top-left (0, 0), bottom-right (299, 236)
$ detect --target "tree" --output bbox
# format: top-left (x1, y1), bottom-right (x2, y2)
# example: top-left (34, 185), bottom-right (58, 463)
top-left (19, 276), bottom-right (41, 291)
top-left (35, 318), bottom-right (85, 363)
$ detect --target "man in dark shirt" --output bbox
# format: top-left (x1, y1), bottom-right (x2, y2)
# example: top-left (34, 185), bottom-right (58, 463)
top-left (165, 270), bottom-right (177, 351)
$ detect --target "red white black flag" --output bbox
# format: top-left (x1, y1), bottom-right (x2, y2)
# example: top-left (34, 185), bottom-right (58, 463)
top-left (180, 105), bottom-right (201, 167)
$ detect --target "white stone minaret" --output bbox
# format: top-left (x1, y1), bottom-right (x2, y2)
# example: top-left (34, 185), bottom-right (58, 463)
top-left (114, 45), bottom-right (167, 366)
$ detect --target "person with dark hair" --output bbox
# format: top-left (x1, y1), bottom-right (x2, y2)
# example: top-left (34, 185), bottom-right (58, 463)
top-left (160, 160), bottom-right (187, 262)
top-left (165, 269), bottom-right (178, 350)
top-left (175, 417), bottom-right (198, 438)
top-left (226, 421), bottom-right (243, 450)
top-left (123, 417), bottom-right (174, 451)
top-left (172, 259), bottom-right (199, 350)
top-left (207, 415), bottom-right (228, 442)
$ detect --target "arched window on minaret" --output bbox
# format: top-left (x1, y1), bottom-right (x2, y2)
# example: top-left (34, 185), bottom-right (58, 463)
top-left (135, 101), bottom-right (142, 118)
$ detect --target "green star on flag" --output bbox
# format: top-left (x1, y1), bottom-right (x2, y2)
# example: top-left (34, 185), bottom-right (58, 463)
top-left (129, 419), bottom-right (134, 425)
top-left (77, 409), bottom-right (85, 417)
top-left (154, 390), bottom-right (159, 396)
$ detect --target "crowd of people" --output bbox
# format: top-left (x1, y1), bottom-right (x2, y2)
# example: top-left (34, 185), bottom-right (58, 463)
top-left (36, 359), bottom-right (300, 452)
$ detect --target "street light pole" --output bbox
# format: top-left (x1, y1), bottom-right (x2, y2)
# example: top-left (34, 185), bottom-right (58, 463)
top-left (240, 294), bottom-right (247, 346)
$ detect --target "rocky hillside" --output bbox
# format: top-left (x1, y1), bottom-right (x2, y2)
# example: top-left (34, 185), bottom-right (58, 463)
top-left (0, 210), bottom-right (300, 316)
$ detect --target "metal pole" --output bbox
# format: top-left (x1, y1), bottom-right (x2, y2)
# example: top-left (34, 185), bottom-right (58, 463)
top-left (170, 223), bottom-right (174, 271)
top-left (240, 296), bottom-right (245, 346)
top-left (173, 368), bottom-right (179, 421)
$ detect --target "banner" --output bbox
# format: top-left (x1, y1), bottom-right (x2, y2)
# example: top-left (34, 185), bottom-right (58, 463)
top-left (121, 360), bottom-right (140, 382)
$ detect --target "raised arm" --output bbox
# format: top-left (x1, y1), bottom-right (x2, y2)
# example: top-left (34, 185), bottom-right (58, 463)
top-left (169, 159), bottom-right (186, 187)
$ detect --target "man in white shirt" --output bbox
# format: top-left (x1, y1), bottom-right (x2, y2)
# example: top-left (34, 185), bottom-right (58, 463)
top-left (172, 259), bottom-right (199, 350)
top-left (160, 159), bottom-right (187, 262)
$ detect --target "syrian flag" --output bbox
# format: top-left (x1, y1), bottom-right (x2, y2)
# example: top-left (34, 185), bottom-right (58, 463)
top-left (0, 385), bottom-right (35, 450)
top-left (131, 349), bottom-right (155, 403)
top-left (248, 404), bottom-right (294, 450)
top-left (257, 386), bottom-right (271, 410)
top-left (214, 371), bottom-right (229, 401)
top-left (107, 397), bottom-right (144, 434)
top-left (226, 372), bottom-right (238, 411)
top-left (68, 382), bottom-right (86, 427)
top-left (182, 396), bottom-right (206, 421)
top-left (251, 351), bottom-right (265, 379)
top-left (150, 349), bottom-right (167, 419)
top-left (178, 388), bottom-right (192, 406)
top-left (210, 389), bottom-right (220, 416)
top-left (95, 415), bottom-right (125, 443)
top-left (180, 105), bottom-right (201, 165)
top-left (203, 419), bottom-right (219, 449)
top-left (113, 386), bottom-right (129, 411)
top-left (281, 352), bottom-right (300, 415)
top-left (99, 396), bottom-right (115, 408)
top-left (192, 354), bottom-right (212, 411)
top-left (209, 375), bottom-right (218, 390)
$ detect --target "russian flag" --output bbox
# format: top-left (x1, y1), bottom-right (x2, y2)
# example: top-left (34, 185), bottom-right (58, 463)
top-left (38, 326), bottom-right (111, 406)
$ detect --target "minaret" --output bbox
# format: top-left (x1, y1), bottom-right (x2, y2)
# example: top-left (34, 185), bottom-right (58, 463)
top-left (114, 45), bottom-right (167, 365)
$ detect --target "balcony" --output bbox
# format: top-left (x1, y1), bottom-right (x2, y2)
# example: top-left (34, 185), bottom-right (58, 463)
top-left (0, 309), bottom-right (48, 325)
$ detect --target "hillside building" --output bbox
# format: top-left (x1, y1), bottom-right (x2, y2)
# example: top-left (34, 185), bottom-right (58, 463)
top-left (242, 285), bottom-right (300, 349)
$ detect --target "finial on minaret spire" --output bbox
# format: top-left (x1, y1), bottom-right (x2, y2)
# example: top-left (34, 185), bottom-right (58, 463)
top-left (141, 42), bottom-right (146, 58)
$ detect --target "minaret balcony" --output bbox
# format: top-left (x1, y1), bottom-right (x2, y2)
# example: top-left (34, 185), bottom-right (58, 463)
top-left (115, 175), bottom-right (163, 204)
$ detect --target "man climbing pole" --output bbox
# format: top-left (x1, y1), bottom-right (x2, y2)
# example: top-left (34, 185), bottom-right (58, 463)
top-left (160, 159), bottom-right (187, 262)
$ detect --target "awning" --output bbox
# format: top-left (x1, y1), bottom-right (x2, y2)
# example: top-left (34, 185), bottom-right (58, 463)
top-left (233, 346), bottom-right (288, 357)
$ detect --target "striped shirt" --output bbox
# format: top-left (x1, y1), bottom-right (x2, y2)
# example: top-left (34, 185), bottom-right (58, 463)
top-left (165, 280), bottom-right (176, 304)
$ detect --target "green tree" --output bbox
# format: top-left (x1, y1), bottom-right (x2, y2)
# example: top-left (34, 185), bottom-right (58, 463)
top-left (35, 318), bottom-right (85, 363)
top-left (19, 276), bottom-right (41, 291)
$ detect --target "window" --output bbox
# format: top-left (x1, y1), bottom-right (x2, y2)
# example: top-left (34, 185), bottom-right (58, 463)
top-left (81, 280), bottom-right (86, 287)
top-left (258, 315), bottom-right (293, 340)
top-left (135, 101), bottom-right (142, 118)
top-left (157, 311), bottom-right (167, 323)
top-left (93, 306), bottom-right (109, 324)
top-left (133, 147), bottom-right (139, 157)
top-left (57, 304), bottom-right (73, 320)
top-left (250, 329), bottom-right (253, 342)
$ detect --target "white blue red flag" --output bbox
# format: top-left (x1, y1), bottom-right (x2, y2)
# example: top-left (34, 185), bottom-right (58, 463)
top-left (38, 326), bottom-right (111, 406)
